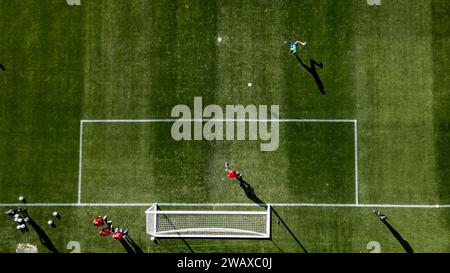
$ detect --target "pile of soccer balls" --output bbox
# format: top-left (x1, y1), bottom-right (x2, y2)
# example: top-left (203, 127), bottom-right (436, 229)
top-left (4, 196), bottom-right (60, 232)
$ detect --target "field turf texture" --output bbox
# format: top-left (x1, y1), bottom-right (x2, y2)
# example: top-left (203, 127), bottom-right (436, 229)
top-left (0, 0), bottom-right (449, 253)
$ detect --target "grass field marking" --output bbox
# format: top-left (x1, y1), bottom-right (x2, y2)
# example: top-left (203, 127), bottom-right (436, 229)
top-left (78, 118), bottom-right (358, 204)
top-left (354, 120), bottom-right (359, 205)
top-left (77, 120), bottom-right (84, 204)
top-left (367, 241), bottom-right (381, 253)
top-left (81, 118), bottom-right (357, 123)
top-left (66, 0), bottom-right (81, 6)
top-left (0, 203), bottom-right (448, 208)
top-left (66, 241), bottom-right (81, 253)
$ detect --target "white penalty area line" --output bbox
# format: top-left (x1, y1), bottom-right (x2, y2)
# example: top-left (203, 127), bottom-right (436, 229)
top-left (77, 120), bottom-right (83, 204)
top-left (354, 120), bottom-right (359, 205)
top-left (0, 203), bottom-right (448, 208)
top-left (77, 118), bottom-right (358, 204)
top-left (81, 118), bottom-right (358, 123)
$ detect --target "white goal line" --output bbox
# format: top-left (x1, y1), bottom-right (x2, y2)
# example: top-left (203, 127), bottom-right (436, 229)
top-left (0, 203), bottom-right (448, 208)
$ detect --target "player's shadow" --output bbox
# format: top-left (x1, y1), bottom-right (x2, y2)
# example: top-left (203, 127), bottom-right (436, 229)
top-left (382, 221), bottom-right (414, 253)
top-left (293, 53), bottom-right (325, 95)
top-left (21, 210), bottom-right (59, 253)
top-left (120, 239), bottom-right (135, 253)
top-left (236, 177), bottom-right (266, 207)
top-left (271, 208), bottom-right (308, 253)
top-left (120, 235), bottom-right (144, 254)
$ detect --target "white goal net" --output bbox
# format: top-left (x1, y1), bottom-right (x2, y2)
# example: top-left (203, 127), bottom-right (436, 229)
top-left (146, 204), bottom-right (271, 239)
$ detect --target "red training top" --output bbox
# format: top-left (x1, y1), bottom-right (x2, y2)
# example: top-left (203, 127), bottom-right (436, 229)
top-left (93, 217), bottom-right (104, 227)
top-left (227, 169), bottom-right (238, 179)
top-left (99, 228), bottom-right (111, 236)
top-left (112, 232), bottom-right (123, 241)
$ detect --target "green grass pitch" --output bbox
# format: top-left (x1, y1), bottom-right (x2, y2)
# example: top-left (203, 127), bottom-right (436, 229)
top-left (0, 0), bottom-right (449, 253)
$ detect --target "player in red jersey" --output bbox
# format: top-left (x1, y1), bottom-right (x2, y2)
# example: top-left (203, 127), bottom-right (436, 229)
top-left (92, 216), bottom-right (105, 227)
top-left (224, 161), bottom-right (242, 181)
top-left (112, 228), bottom-right (124, 241)
top-left (93, 215), bottom-right (111, 227)
top-left (99, 227), bottom-right (111, 237)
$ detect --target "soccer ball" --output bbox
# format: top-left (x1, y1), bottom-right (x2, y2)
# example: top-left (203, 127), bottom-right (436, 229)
top-left (248, 82), bottom-right (252, 87)
top-left (52, 211), bottom-right (58, 217)
top-left (217, 37), bottom-right (222, 42)
top-left (18, 196), bottom-right (24, 202)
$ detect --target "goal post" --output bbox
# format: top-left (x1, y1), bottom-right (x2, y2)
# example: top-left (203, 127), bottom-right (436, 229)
top-left (145, 204), bottom-right (271, 239)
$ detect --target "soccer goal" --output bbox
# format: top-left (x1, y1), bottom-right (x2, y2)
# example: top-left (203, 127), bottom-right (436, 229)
top-left (145, 204), bottom-right (271, 239)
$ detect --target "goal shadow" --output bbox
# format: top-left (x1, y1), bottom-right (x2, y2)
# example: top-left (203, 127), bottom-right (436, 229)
top-left (271, 207), bottom-right (308, 253)
top-left (236, 177), bottom-right (308, 253)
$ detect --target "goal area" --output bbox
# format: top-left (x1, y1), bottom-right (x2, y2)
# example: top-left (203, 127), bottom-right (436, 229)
top-left (145, 204), bottom-right (271, 239)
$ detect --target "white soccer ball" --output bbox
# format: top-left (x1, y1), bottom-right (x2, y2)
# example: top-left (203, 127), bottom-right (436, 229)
top-left (217, 37), bottom-right (222, 42)
top-left (18, 196), bottom-right (24, 201)
top-left (52, 211), bottom-right (58, 217)
top-left (47, 220), bottom-right (53, 225)
top-left (248, 82), bottom-right (252, 87)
